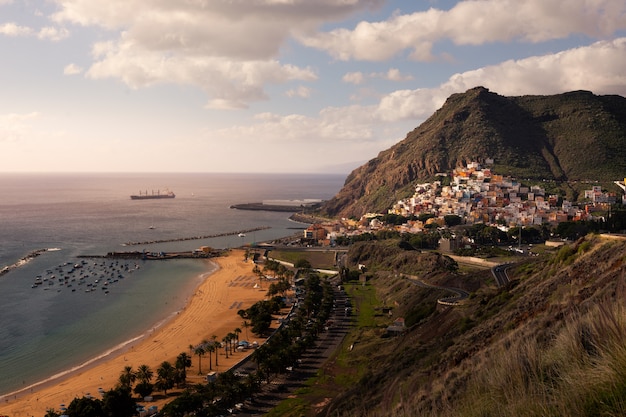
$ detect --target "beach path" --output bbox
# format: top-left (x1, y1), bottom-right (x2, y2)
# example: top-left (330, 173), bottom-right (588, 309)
top-left (0, 249), bottom-right (267, 417)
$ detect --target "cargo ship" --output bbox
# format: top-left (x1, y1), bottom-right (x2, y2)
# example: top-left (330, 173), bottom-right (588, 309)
top-left (130, 190), bottom-right (175, 200)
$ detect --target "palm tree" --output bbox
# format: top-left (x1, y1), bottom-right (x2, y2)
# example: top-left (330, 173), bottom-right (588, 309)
top-left (194, 344), bottom-right (206, 374)
top-left (135, 364), bottom-right (153, 384)
top-left (222, 335), bottom-right (230, 358)
top-left (118, 365), bottom-right (136, 390)
top-left (211, 335), bottom-right (219, 367)
top-left (253, 264), bottom-right (263, 288)
top-left (205, 342), bottom-right (215, 370)
top-left (175, 352), bottom-right (192, 385)
top-left (155, 361), bottom-right (176, 395)
top-left (234, 327), bottom-right (242, 345)
top-left (242, 320), bottom-right (250, 340)
top-left (134, 364), bottom-right (153, 399)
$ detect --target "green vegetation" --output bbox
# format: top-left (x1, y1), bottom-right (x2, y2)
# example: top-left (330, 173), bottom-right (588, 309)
top-left (268, 249), bottom-right (337, 270)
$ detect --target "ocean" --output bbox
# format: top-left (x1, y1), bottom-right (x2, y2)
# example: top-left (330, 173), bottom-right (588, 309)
top-left (0, 172), bottom-right (344, 396)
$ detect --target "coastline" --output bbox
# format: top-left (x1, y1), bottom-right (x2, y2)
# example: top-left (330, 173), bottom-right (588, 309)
top-left (0, 249), bottom-right (268, 417)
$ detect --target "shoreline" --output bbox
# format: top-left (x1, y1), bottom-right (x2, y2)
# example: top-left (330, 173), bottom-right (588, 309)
top-left (0, 249), bottom-right (268, 417)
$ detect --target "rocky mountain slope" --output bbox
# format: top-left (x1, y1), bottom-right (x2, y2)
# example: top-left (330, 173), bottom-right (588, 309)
top-left (321, 87), bottom-right (626, 219)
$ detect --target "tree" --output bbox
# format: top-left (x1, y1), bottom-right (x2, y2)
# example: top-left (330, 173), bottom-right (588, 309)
top-left (66, 396), bottom-right (104, 417)
top-left (135, 364), bottom-right (153, 385)
top-left (134, 364), bottom-right (153, 399)
top-left (118, 365), bottom-right (136, 391)
top-left (294, 258), bottom-right (312, 269)
top-left (155, 361), bottom-right (176, 395)
top-left (284, 269), bottom-right (295, 285)
top-left (205, 341), bottom-right (215, 370)
top-left (212, 335), bottom-right (219, 367)
top-left (234, 327), bottom-right (242, 345)
top-left (102, 386), bottom-right (136, 417)
top-left (194, 344), bottom-right (206, 375)
top-left (444, 214), bottom-right (463, 227)
top-left (242, 320), bottom-right (251, 340)
top-left (223, 335), bottom-right (230, 358)
top-left (175, 352), bottom-right (192, 386)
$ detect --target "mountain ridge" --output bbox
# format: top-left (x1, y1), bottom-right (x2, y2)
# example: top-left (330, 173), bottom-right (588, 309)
top-left (322, 87), bottom-right (626, 218)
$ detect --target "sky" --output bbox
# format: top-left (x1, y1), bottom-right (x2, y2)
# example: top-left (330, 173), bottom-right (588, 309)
top-left (1, 0), bottom-right (625, 174)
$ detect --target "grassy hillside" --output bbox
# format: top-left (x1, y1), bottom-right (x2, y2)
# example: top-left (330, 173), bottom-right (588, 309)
top-left (272, 236), bottom-right (626, 416)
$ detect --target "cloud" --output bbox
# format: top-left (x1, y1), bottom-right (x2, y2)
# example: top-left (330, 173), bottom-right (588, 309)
top-left (63, 63), bottom-right (83, 75)
top-left (300, 0), bottom-right (626, 61)
top-left (0, 112), bottom-right (40, 142)
top-left (51, 0), bottom-right (382, 108)
top-left (375, 37), bottom-right (626, 121)
top-left (0, 22), bottom-right (69, 41)
top-left (343, 71), bottom-right (365, 84)
top-left (286, 85), bottom-right (312, 98)
top-left (0, 22), bottom-right (33, 37)
top-left (38, 26), bottom-right (69, 41)
top-left (211, 37), bottom-right (626, 161)
top-left (343, 68), bottom-right (413, 85)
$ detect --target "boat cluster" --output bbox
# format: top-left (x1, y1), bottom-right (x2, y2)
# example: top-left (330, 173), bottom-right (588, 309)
top-left (30, 259), bottom-right (141, 294)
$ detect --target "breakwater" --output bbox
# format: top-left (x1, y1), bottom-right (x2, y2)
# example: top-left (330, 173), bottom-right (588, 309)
top-left (230, 202), bottom-right (303, 212)
top-left (0, 248), bottom-right (54, 277)
top-left (121, 226), bottom-right (270, 246)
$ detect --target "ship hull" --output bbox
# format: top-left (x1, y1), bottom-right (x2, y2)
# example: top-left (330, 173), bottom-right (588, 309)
top-left (130, 192), bottom-right (175, 200)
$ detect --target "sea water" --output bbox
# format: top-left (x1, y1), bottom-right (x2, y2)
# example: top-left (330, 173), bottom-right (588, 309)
top-left (0, 172), bottom-right (344, 396)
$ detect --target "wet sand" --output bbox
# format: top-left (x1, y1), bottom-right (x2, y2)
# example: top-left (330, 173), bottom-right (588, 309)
top-left (0, 249), bottom-right (267, 417)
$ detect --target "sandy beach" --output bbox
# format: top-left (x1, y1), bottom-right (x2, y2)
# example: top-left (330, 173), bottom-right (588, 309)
top-left (0, 249), bottom-right (268, 417)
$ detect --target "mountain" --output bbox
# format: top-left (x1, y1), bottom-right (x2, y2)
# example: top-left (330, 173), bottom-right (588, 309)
top-left (321, 87), bottom-right (626, 219)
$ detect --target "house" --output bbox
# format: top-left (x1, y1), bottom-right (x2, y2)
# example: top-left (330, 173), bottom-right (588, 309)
top-left (386, 317), bottom-right (406, 336)
top-left (303, 224), bottom-right (327, 241)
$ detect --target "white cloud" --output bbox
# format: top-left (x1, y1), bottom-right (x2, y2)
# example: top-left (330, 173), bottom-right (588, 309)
top-left (375, 37), bottom-right (626, 122)
top-left (300, 0), bottom-right (626, 61)
top-left (0, 112), bottom-right (40, 142)
top-left (38, 26), bottom-right (69, 41)
top-left (51, 0), bottom-right (381, 108)
top-left (343, 68), bottom-right (413, 85)
top-left (383, 68), bottom-right (413, 82)
top-left (0, 22), bottom-right (33, 37)
top-left (286, 85), bottom-right (312, 98)
top-left (85, 35), bottom-right (317, 109)
top-left (0, 22), bottom-right (69, 41)
top-left (343, 71), bottom-right (365, 84)
top-left (63, 63), bottom-right (83, 75)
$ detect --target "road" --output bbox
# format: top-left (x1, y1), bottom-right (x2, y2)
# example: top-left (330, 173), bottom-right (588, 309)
top-left (491, 264), bottom-right (511, 287)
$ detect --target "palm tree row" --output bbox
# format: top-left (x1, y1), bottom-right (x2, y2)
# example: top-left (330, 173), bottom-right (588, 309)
top-left (116, 351), bottom-right (192, 399)
top-left (190, 324), bottom-right (244, 373)
top-left (159, 269), bottom-right (336, 416)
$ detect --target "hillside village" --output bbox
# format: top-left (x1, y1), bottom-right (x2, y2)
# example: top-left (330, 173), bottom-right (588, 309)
top-left (303, 160), bottom-right (625, 246)
top-left (388, 160), bottom-right (622, 228)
